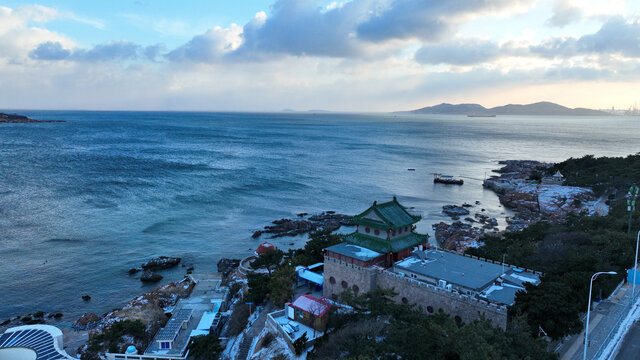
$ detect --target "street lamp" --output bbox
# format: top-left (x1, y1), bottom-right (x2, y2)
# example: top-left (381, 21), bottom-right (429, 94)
top-left (583, 271), bottom-right (617, 360)
top-left (633, 230), bottom-right (640, 300)
top-left (627, 185), bottom-right (639, 234)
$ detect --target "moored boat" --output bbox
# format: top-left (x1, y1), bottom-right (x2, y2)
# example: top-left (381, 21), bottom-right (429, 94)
top-left (433, 173), bottom-right (464, 185)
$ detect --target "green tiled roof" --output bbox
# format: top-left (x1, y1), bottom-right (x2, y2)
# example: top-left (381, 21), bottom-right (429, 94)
top-left (341, 231), bottom-right (428, 254)
top-left (351, 197), bottom-right (421, 229)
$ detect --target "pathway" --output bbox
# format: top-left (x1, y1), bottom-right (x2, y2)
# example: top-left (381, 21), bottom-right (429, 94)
top-left (235, 302), bottom-right (275, 360)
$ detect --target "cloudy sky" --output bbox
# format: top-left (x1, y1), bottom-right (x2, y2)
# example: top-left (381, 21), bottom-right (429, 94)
top-left (1, 0), bottom-right (639, 111)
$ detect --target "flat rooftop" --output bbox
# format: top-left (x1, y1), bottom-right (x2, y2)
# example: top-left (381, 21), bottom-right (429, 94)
top-left (394, 250), bottom-right (505, 291)
top-left (325, 243), bottom-right (382, 262)
top-left (145, 275), bottom-right (228, 356)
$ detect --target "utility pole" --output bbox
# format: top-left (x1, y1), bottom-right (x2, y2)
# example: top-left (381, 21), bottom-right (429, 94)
top-left (627, 185), bottom-right (639, 234)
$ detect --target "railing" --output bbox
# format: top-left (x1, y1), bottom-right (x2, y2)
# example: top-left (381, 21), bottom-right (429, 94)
top-left (591, 289), bottom-right (638, 359)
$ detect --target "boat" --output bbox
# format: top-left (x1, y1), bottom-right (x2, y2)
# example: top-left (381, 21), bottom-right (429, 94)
top-left (407, 168), bottom-right (415, 171)
top-left (433, 173), bottom-right (464, 185)
top-left (467, 114), bottom-right (496, 117)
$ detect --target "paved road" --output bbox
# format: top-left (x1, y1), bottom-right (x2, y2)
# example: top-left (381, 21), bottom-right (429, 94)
top-left (556, 284), bottom-right (633, 360)
top-left (615, 322), bottom-right (640, 360)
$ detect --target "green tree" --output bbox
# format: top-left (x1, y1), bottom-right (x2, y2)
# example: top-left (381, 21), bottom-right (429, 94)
top-left (510, 281), bottom-right (582, 340)
top-left (268, 265), bottom-right (296, 307)
top-left (246, 273), bottom-right (270, 304)
top-left (187, 333), bottom-right (222, 360)
top-left (251, 249), bottom-right (284, 275)
top-left (293, 332), bottom-right (309, 356)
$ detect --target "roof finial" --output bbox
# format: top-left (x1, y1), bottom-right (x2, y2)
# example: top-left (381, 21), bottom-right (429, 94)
top-left (393, 195), bottom-right (397, 202)
top-left (373, 200), bottom-right (377, 206)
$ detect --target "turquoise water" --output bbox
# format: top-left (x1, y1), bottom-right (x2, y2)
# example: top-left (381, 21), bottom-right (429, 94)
top-left (0, 111), bottom-right (638, 319)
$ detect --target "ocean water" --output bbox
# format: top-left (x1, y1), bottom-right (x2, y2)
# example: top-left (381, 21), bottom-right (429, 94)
top-left (1, 111), bottom-right (638, 320)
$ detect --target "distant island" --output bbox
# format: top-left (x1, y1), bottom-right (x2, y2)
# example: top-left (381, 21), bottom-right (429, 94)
top-left (400, 101), bottom-right (610, 116)
top-left (0, 112), bottom-right (65, 123)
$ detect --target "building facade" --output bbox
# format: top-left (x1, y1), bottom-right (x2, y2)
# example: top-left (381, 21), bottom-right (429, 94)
top-left (323, 199), bottom-right (541, 329)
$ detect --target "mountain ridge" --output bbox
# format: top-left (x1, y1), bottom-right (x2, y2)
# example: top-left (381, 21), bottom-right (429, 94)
top-left (402, 101), bottom-right (610, 116)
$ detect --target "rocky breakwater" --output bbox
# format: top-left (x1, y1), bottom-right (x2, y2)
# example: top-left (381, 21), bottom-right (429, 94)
top-left (129, 256), bottom-right (182, 282)
top-left (0, 112), bottom-right (65, 123)
top-left (484, 160), bottom-right (607, 230)
top-left (435, 204), bottom-right (500, 251)
top-left (76, 278), bottom-right (195, 358)
top-left (252, 211), bottom-right (351, 238)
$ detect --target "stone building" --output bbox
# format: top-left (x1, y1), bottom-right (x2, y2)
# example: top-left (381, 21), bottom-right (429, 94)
top-left (323, 198), bottom-right (541, 329)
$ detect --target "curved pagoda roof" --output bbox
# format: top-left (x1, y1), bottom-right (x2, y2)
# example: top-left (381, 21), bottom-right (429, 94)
top-left (351, 197), bottom-right (421, 229)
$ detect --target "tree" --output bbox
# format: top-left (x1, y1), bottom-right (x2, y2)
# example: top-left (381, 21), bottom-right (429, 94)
top-left (268, 265), bottom-right (296, 307)
top-left (251, 249), bottom-right (284, 275)
top-left (293, 332), bottom-right (309, 356)
top-left (510, 281), bottom-right (582, 340)
top-left (246, 273), bottom-right (270, 304)
top-left (186, 333), bottom-right (222, 360)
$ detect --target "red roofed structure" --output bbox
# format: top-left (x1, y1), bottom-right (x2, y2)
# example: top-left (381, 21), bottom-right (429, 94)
top-left (285, 295), bottom-right (332, 332)
top-left (255, 242), bottom-right (276, 255)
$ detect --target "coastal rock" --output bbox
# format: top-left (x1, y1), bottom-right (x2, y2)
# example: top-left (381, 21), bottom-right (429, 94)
top-left (442, 205), bottom-right (470, 217)
top-left (255, 212), bottom-right (352, 238)
top-left (217, 258), bottom-right (241, 277)
top-left (82, 295), bottom-right (91, 301)
top-left (74, 313), bottom-right (100, 327)
top-left (140, 270), bottom-right (163, 282)
top-left (483, 160), bottom-right (607, 228)
top-left (433, 221), bottom-right (484, 251)
top-left (128, 267), bottom-right (142, 274)
top-left (141, 256), bottom-right (181, 270)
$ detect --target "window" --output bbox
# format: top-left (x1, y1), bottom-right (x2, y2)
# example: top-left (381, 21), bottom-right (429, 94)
top-left (341, 280), bottom-right (348, 289)
top-left (329, 276), bottom-right (336, 284)
top-left (405, 226), bottom-right (408, 232)
top-left (391, 230), bottom-right (396, 236)
top-left (401, 297), bottom-right (409, 304)
top-left (365, 227), bottom-right (370, 233)
top-left (374, 229), bottom-right (380, 235)
top-left (427, 306), bottom-right (434, 313)
top-left (160, 341), bottom-right (171, 349)
top-left (352, 285), bottom-right (359, 294)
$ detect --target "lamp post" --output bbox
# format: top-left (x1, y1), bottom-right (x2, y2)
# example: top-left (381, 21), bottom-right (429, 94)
top-left (633, 230), bottom-right (640, 300)
top-left (627, 185), bottom-right (639, 234)
top-left (584, 271), bottom-right (617, 360)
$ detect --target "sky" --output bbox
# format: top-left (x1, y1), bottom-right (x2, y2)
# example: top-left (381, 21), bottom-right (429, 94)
top-left (1, 0), bottom-right (639, 112)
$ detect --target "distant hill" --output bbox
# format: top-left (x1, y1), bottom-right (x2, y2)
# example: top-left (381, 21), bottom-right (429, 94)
top-left (403, 101), bottom-right (610, 116)
top-left (0, 112), bottom-right (65, 123)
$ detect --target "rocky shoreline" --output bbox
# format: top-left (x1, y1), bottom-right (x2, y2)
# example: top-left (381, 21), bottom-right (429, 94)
top-left (252, 211), bottom-right (351, 238)
top-left (0, 112), bottom-right (65, 123)
top-left (435, 160), bottom-right (609, 251)
top-left (484, 160), bottom-right (608, 225)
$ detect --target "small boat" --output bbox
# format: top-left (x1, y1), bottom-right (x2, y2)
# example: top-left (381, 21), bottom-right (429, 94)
top-left (467, 114), bottom-right (496, 117)
top-left (433, 173), bottom-right (464, 185)
top-left (408, 168), bottom-right (415, 171)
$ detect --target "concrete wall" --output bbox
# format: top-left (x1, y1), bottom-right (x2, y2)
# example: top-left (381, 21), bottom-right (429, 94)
top-left (376, 271), bottom-right (508, 329)
top-left (323, 256), bottom-right (508, 329)
top-left (323, 256), bottom-right (377, 299)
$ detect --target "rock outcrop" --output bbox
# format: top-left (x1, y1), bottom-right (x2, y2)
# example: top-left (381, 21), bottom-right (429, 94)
top-left (217, 258), bottom-right (241, 277)
top-left (252, 212), bottom-right (351, 238)
top-left (483, 160), bottom-right (607, 227)
top-left (140, 270), bottom-right (163, 282)
top-left (141, 256), bottom-right (181, 270)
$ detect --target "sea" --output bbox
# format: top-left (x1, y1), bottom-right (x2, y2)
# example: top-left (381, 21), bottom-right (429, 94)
top-left (1, 111), bottom-right (638, 321)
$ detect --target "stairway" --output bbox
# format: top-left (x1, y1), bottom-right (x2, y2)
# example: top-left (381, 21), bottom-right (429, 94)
top-left (236, 336), bottom-right (253, 360)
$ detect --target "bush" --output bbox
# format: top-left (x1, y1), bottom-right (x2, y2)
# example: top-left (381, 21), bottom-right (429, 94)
top-left (226, 303), bottom-right (250, 336)
top-left (293, 332), bottom-right (308, 356)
